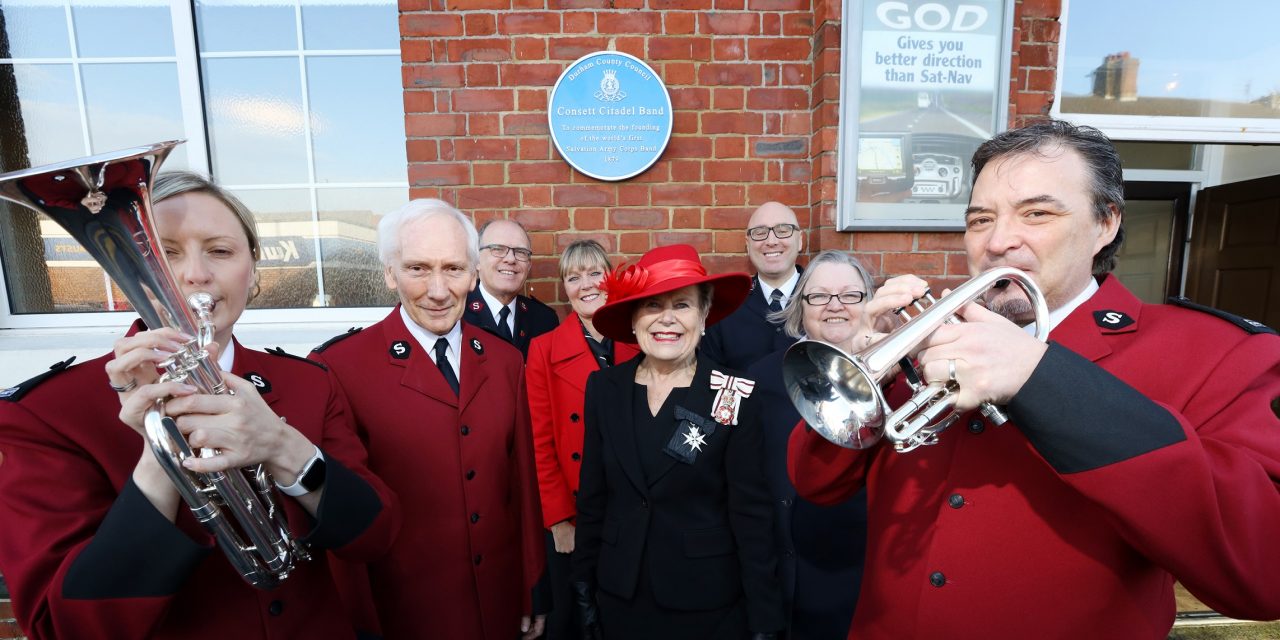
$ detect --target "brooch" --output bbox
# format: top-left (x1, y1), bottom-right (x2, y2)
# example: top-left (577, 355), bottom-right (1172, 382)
top-left (709, 370), bottom-right (754, 426)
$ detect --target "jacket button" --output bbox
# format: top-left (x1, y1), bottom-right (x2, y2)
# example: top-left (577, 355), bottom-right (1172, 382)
top-left (471, 512), bottom-right (480, 523)
top-left (268, 600), bottom-right (284, 616)
top-left (474, 554), bottom-right (483, 565)
top-left (466, 470), bottom-right (476, 480)
top-left (930, 571), bottom-right (946, 588)
top-left (782, 497), bottom-right (793, 507)
top-left (573, 490), bottom-right (578, 497)
top-left (967, 419), bottom-right (984, 434)
top-left (571, 452), bottom-right (581, 461)
top-left (641, 498), bottom-right (649, 508)
top-left (461, 425), bottom-right (470, 436)
top-left (948, 494), bottom-right (965, 509)
top-left (570, 413), bottom-right (580, 422)
top-left (784, 548), bottom-right (795, 558)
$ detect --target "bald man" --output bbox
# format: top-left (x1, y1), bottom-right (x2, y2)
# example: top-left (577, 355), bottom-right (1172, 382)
top-left (464, 219), bottom-right (558, 360)
top-left (702, 202), bottom-right (805, 370)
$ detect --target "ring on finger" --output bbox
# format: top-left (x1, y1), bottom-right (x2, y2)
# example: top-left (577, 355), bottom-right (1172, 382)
top-left (109, 378), bottom-right (138, 393)
top-left (947, 359), bottom-right (957, 384)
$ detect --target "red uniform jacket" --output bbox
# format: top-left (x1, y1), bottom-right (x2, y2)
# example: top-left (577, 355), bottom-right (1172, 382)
top-left (310, 309), bottom-right (546, 640)
top-left (0, 337), bottom-right (399, 640)
top-left (526, 315), bottom-right (638, 528)
top-left (789, 275), bottom-right (1280, 639)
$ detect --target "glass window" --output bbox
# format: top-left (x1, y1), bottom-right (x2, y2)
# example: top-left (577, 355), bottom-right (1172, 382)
top-left (307, 55), bottom-right (407, 183)
top-left (203, 56), bottom-right (310, 185)
top-left (1057, 0), bottom-right (1280, 141)
top-left (1, 2), bottom-right (72, 58)
top-left (195, 1), bottom-right (297, 53)
top-left (72, 0), bottom-right (174, 58)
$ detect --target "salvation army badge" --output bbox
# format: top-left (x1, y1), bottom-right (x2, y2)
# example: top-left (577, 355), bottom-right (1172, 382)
top-left (470, 300), bottom-right (483, 312)
top-left (470, 338), bottom-right (484, 354)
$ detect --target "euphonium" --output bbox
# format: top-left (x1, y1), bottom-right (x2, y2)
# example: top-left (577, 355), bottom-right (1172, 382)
top-left (0, 141), bottom-right (309, 588)
top-left (782, 267), bottom-right (1049, 453)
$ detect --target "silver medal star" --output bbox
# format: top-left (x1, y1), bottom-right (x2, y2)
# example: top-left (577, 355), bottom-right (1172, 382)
top-left (682, 424), bottom-right (707, 452)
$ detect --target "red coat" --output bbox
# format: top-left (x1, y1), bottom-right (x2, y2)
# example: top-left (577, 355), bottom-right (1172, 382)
top-left (525, 315), bottom-right (639, 527)
top-left (310, 309), bottom-right (546, 640)
top-left (0, 336), bottom-right (399, 640)
top-left (788, 275), bottom-right (1280, 639)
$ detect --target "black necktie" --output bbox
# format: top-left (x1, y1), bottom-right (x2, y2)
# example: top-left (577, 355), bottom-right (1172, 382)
top-left (496, 306), bottom-right (514, 342)
top-left (433, 337), bottom-right (460, 396)
top-left (768, 289), bottom-right (784, 313)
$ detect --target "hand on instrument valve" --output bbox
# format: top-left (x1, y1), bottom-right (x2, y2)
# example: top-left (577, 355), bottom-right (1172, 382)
top-left (862, 274), bottom-right (932, 336)
top-left (106, 327), bottom-right (196, 431)
top-left (916, 300), bottom-right (1047, 413)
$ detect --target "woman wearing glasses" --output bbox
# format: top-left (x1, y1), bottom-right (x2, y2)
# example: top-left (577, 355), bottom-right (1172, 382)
top-left (746, 250), bottom-right (876, 640)
top-left (464, 219), bottom-right (558, 359)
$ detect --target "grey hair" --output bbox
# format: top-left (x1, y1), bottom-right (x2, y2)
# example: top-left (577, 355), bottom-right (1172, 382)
top-left (559, 239), bottom-right (611, 281)
top-left (772, 250), bottom-right (875, 339)
top-left (970, 119), bottom-right (1126, 275)
top-left (377, 198), bottom-right (479, 268)
top-left (153, 171), bottom-right (261, 262)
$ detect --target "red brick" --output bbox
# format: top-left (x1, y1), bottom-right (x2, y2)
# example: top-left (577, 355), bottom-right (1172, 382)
top-left (1025, 67), bottom-right (1056, 92)
top-left (557, 232), bottom-right (617, 252)
top-left (468, 113), bottom-right (501, 136)
top-left (563, 11), bottom-right (595, 33)
top-left (518, 89), bottom-right (548, 111)
top-left (555, 185), bottom-right (617, 207)
top-left (701, 12), bottom-right (760, 35)
top-left (498, 12), bottom-right (561, 35)
top-left (748, 0), bottom-right (806, 8)
top-left (1014, 91), bottom-right (1054, 116)
top-left (464, 13), bottom-right (496, 35)
top-left (672, 207), bottom-right (701, 228)
top-left (447, 38), bottom-right (511, 63)
top-left (883, 252), bottom-right (945, 276)
top-left (652, 183), bottom-right (713, 206)
top-left (713, 38), bottom-right (746, 61)
top-left (467, 63), bottom-right (499, 87)
top-left (651, 0), bottom-right (712, 7)
top-left (549, 37), bottom-right (609, 60)
top-left (746, 182), bottom-right (805, 205)
top-left (714, 230), bottom-right (745, 252)
top-left (668, 160), bottom-right (701, 182)
top-left (512, 208), bottom-right (571, 231)
top-left (663, 62), bottom-right (696, 85)
top-left (401, 14), bottom-right (463, 37)
top-left (406, 139), bottom-right (437, 162)
top-left (452, 138), bottom-right (517, 161)
top-left (704, 159), bottom-right (764, 182)
top-left (649, 36), bottom-right (712, 61)
top-left (1019, 43), bottom-right (1055, 68)
top-left (750, 136), bottom-right (806, 158)
top-left (444, 0), bottom-right (508, 7)
top-left (698, 63), bottom-right (763, 86)
top-left (1020, 0), bottom-right (1062, 18)
top-left (408, 163), bottom-right (469, 186)
top-left (405, 113), bottom-right (467, 136)
top-left (597, 12), bottom-right (660, 34)
top-left (782, 12), bottom-right (814, 35)
top-left (814, 0), bottom-right (839, 22)
top-left (617, 184), bottom-right (649, 206)
top-left (703, 254), bottom-right (751, 273)
top-left (523, 185), bottom-right (553, 207)
top-left (655, 231), bottom-right (713, 252)
top-left (713, 88), bottom-right (745, 110)
top-left (502, 113), bottom-right (548, 136)
top-left (1028, 17), bottom-right (1061, 42)
top-left (403, 90), bottom-right (435, 113)
top-left (714, 137), bottom-right (745, 159)
top-left (403, 64), bottom-right (465, 88)
top-left (457, 187), bottom-right (521, 210)
top-left (670, 87), bottom-right (711, 110)
top-left (514, 37), bottom-right (547, 60)
top-left (702, 111), bottom-right (763, 135)
top-left (550, 0), bottom-right (611, 7)
top-left (673, 111), bottom-right (699, 133)
top-left (748, 37), bottom-right (809, 60)
top-left (615, 36), bottom-right (646, 58)
top-left (401, 39), bottom-right (432, 63)
top-left (499, 63), bottom-right (563, 86)
top-left (664, 136), bottom-right (713, 159)
top-left (619, 231), bottom-right (650, 253)
top-left (508, 161), bottom-right (569, 183)
top-left (520, 137), bottom-right (551, 160)
top-left (852, 232), bottom-right (912, 252)
top-left (609, 208), bottom-right (668, 229)
top-left (747, 87), bottom-right (807, 110)
top-left (472, 163), bottom-right (506, 185)
top-left (575, 208), bottom-right (605, 229)
top-left (451, 89), bottom-right (515, 112)
top-left (399, 0), bottom-right (432, 11)
top-left (761, 12), bottom-right (780, 34)
top-left (665, 12), bottom-right (697, 35)
top-left (409, 187), bottom-right (442, 200)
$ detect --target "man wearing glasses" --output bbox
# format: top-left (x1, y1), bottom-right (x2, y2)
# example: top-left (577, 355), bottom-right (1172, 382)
top-left (464, 219), bottom-right (559, 360)
top-left (702, 201), bottom-right (806, 370)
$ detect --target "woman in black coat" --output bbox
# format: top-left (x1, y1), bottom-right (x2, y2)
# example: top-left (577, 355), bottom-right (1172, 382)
top-left (570, 244), bottom-right (783, 640)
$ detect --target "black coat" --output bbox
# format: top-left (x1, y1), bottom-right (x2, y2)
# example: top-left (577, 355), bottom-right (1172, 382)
top-left (572, 354), bottom-right (784, 634)
top-left (747, 348), bottom-right (866, 640)
top-left (464, 288), bottom-right (559, 360)
top-left (701, 273), bottom-right (801, 371)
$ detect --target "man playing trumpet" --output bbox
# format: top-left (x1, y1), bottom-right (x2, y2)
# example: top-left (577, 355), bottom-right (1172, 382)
top-left (789, 120), bottom-right (1280, 638)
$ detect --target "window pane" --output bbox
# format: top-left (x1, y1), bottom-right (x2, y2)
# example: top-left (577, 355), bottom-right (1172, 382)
top-left (1061, 0), bottom-right (1280, 118)
top-left (80, 62), bottom-right (188, 166)
top-left (0, 3), bottom-right (72, 58)
top-left (235, 189), bottom-right (320, 309)
top-left (301, 2), bottom-right (397, 50)
top-left (307, 56), bottom-right (406, 183)
top-left (1114, 142), bottom-right (1196, 171)
top-left (203, 57), bottom-right (309, 184)
top-left (316, 187), bottom-right (402, 308)
top-left (195, 0), bottom-right (297, 53)
top-left (72, 1), bottom-right (174, 58)
top-left (1, 63), bottom-right (85, 167)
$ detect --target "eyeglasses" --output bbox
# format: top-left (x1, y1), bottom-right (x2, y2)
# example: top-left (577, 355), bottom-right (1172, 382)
top-left (481, 244), bottom-right (532, 262)
top-left (801, 291), bottom-right (866, 306)
top-left (746, 223), bottom-right (800, 242)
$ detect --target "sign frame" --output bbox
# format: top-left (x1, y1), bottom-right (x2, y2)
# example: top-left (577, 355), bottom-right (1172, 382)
top-left (547, 51), bottom-right (674, 182)
top-left (837, 0), bottom-right (1015, 231)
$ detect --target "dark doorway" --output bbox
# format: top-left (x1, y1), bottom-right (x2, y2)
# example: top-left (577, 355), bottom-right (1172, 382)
top-left (1186, 174), bottom-right (1280, 329)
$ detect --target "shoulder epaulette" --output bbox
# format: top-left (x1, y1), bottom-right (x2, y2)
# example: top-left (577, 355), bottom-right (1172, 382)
top-left (0, 356), bottom-right (77, 403)
top-left (265, 346), bottom-right (327, 370)
top-left (312, 327), bottom-right (363, 353)
top-left (1167, 297), bottom-right (1277, 335)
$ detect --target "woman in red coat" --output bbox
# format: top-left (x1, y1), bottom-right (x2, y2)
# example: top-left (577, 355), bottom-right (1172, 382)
top-left (526, 240), bottom-right (638, 638)
top-left (0, 171), bottom-right (398, 640)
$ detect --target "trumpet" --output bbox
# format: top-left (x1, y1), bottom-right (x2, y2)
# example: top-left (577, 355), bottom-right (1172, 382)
top-left (0, 142), bottom-right (308, 588)
top-left (782, 267), bottom-right (1049, 453)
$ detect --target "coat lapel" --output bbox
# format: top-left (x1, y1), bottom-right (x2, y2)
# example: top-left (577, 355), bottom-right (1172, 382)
top-left (229, 340), bottom-right (283, 411)
top-left (646, 354), bottom-right (719, 487)
top-left (550, 318), bottom-right (596, 394)
top-left (601, 357), bottom-right (648, 496)
top-left (458, 324), bottom-right (491, 413)
top-left (383, 308), bottom-right (459, 408)
top-left (1045, 276), bottom-right (1140, 364)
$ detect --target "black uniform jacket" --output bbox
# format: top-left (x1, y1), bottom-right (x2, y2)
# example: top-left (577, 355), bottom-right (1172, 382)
top-left (464, 288), bottom-right (559, 359)
top-left (571, 353), bottom-right (784, 633)
top-left (701, 272), bottom-right (801, 371)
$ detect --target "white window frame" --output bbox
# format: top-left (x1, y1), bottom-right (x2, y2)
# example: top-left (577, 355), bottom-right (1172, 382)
top-left (1052, 0), bottom-right (1280, 143)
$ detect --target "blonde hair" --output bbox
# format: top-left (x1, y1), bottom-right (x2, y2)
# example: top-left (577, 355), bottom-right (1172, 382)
top-left (153, 171), bottom-right (261, 261)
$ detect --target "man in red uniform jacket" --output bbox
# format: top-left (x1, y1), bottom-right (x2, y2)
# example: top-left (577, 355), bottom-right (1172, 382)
top-left (789, 120), bottom-right (1280, 638)
top-left (311, 199), bottom-right (546, 640)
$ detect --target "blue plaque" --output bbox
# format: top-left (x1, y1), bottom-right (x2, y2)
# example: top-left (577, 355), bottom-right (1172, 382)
top-left (548, 51), bottom-right (673, 181)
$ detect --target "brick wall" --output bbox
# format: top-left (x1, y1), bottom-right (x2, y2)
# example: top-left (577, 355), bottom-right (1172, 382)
top-left (400, 0), bottom-right (1061, 309)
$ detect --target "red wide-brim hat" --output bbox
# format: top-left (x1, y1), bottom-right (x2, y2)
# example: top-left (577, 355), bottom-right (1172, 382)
top-left (592, 244), bottom-right (752, 344)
